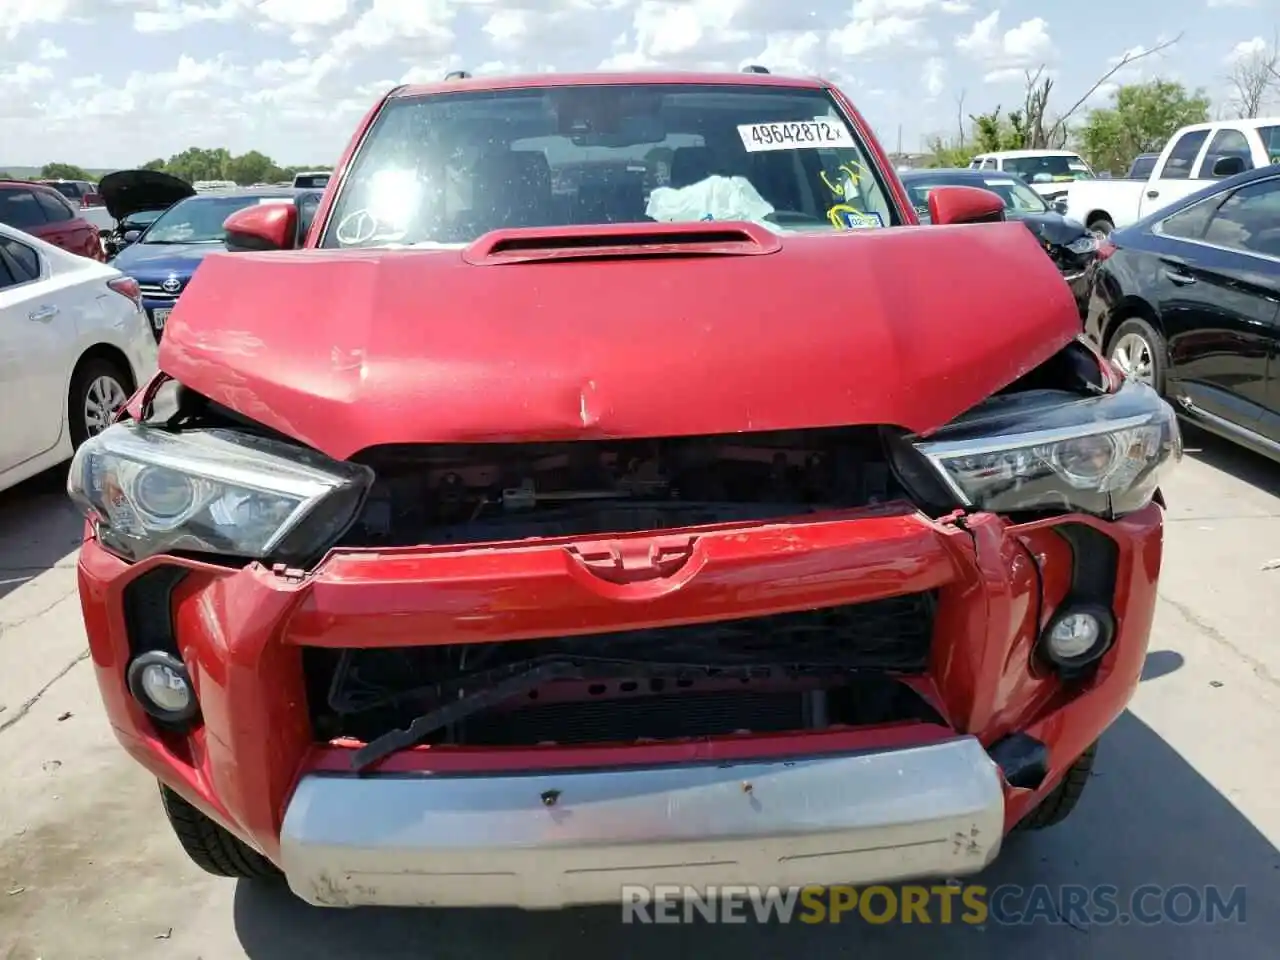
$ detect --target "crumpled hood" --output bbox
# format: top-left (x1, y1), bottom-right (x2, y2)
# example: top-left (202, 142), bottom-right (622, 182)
top-left (158, 222), bottom-right (1081, 461)
top-left (1012, 211), bottom-right (1090, 247)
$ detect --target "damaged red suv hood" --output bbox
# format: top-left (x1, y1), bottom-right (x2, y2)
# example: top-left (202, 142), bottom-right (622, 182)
top-left (158, 222), bottom-right (1079, 460)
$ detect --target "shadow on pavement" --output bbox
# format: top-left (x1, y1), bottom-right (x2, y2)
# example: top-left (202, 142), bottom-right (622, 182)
top-left (232, 711), bottom-right (1279, 960)
top-left (1181, 422), bottom-right (1280, 499)
top-left (1139, 650), bottom-right (1184, 683)
top-left (0, 465), bottom-right (83, 604)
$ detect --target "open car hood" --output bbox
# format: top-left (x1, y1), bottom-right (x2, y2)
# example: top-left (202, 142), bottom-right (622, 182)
top-left (157, 222), bottom-right (1082, 461)
top-left (98, 169), bottom-right (195, 222)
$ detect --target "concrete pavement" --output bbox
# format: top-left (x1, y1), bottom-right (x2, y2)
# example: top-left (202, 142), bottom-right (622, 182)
top-left (1, 425), bottom-right (1278, 960)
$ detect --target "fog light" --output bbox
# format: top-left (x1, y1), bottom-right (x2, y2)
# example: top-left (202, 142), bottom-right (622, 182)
top-left (127, 651), bottom-right (199, 725)
top-left (1039, 604), bottom-right (1115, 672)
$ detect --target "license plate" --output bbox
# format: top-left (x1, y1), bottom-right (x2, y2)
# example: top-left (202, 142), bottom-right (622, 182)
top-left (152, 308), bottom-right (171, 331)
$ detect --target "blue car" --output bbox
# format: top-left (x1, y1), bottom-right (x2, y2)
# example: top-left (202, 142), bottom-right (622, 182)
top-left (110, 187), bottom-right (323, 339)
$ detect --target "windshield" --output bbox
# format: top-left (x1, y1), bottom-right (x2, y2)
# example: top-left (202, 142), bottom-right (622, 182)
top-left (905, 174), bottom-right (1048, 222)
top-left (47, 182), bottom-right (84, 199)
top-left (123, 209), bottom-right (166, 230)
top-left (1001, 154), bottom-right (1094, 183)
top-left (320, 83), bottom-right (900, 248)
top-left (142, 195), bottom-right (292, 243)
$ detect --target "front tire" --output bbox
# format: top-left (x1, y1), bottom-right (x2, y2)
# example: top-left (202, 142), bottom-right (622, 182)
top-left (1106, 317), bottom-right (1166, 393)
top-left (1018, 742), bottom-right (1097, 830)
top-left (69, 357), bottom-right (131, 448)
top-left (1087, 216), bottom-right (1115, 236)
top-left (159, 784), bottom-right (282, 881)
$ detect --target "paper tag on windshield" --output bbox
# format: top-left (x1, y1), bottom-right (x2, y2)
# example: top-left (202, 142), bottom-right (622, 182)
top-left (984, 179), bottom-right (1017, 187)
top-left (738, 120), bottom-right (855, 152)
top-left (257, 197), bottom-right (291, 205)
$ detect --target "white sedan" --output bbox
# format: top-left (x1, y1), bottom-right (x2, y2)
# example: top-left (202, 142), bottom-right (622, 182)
top-left (0, 221), bottom-right (159, 495)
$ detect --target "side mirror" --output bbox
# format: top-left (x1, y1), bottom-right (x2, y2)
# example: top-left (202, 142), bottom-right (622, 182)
top-left (122, 230), bottom-right (141, 244)
top-left (1053, 199), bottom-right (1069, 215)
top-left (927, 185), bottom-right (1006, 226)
top-left (1211, 156), bottom-right (1246, 178)
top-left (223, 203), bottom-right (298, 252)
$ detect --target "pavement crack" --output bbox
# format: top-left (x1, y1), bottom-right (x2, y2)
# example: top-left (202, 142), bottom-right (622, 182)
top-left (0, 648), bottom-right (90, 735)
top-left (0, 586), bottom-right (79, 638)
top-left (1158, 593), bottom-right (1279, 689)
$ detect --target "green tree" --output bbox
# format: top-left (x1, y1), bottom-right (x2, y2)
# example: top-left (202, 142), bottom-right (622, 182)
top-left (140, 158), bottom-right (167, 171)
top-left (971, 108), bottom-right (1028, 152)
top-left (40, 161), bottom-right (93, 180)
top-left (1078, 79), bottom-right (1211, 174)
top-left (226, 149), bottom-right (276, 185)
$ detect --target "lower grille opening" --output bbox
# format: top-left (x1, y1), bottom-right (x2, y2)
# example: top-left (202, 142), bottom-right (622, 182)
top-left (304, 594), bottom-right (940, 748)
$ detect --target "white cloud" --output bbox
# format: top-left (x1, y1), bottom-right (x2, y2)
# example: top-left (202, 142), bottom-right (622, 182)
top-left (36, 38), bottom-right (67, 59)
top-left (956, 11), bottom-right (1055, 78)
top-left (0, 0), bottom-right (74, 39)
top-left (742, 30), bottom-right (821, 75)
top-left (922, 56), bottom-right (946, 97)
top-left (1226, 35), bottom-right (1268, 63)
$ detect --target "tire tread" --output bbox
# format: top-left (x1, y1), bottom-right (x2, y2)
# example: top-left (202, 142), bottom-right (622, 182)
top-left (159, 784), bottom-right (281, 880)
top-left (1019, 741), bottom-right (1097, 830)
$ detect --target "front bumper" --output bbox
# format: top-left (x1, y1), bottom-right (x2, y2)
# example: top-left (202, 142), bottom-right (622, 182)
top-left (76, 502), bottom-right (1163, 908)
top-left (281, 737), bottom-right (1003, 908)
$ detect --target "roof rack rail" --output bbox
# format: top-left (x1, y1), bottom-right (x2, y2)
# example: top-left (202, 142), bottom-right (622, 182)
top-left (741, 64), bottom-right (770, 74)
top-left (444, 70), bottom-right (472, 81)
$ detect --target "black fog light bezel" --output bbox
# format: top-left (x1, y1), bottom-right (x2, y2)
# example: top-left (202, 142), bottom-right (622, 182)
top-left (1037, 603), bottom-right (1116, 676)
top-left (126, 650), bottom-right (201, 726)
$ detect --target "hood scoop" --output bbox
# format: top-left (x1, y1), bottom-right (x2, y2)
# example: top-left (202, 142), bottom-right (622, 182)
top-left (462, 221), bottom-right (782, 265)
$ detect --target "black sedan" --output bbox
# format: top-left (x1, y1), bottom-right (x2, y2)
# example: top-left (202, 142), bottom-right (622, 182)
top-left (900, 167), bottom-right (1101, 314)
top-left (1084, 162), bottom-right (1280, 461)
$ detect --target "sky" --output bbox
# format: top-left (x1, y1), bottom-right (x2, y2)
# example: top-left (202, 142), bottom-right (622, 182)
top-left (0, 0), bottom-right (1277, 168)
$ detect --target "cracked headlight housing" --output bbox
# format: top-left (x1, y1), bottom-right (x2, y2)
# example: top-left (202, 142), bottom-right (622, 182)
top-left (912, 379), bottom-right (1181, 517)
top-left (1064, 234), bottom-right (1099, 255)
top-left (67, 422), bottom-right (373, 563)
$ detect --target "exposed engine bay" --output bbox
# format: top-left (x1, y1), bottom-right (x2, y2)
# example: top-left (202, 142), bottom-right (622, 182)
top-left (340, 426), bottom-right (938, 548)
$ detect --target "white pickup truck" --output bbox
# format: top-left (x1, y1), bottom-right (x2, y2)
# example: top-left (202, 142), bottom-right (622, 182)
top-left (1063, 117), bottom-right (1280, 235)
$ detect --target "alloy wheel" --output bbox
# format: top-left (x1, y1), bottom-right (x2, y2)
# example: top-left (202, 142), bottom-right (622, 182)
top-left (83, 375), bottom-right (128, 437)
top-left (1109, 332), bottom-right (1154, 385)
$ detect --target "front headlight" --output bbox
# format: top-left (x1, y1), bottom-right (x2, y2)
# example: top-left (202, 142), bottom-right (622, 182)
top-left (68, 422), bottom-right (373, 563)
top-left (1065, 234), bottom-right (1099, 255)
top-left (912, 379), bottom-right (1181, 517)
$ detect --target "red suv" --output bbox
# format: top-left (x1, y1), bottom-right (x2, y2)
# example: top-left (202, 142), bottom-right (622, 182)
top-left (0, 178), bottom-right (105, 260)
top-left (69, 70), bottom-right (1181, 910)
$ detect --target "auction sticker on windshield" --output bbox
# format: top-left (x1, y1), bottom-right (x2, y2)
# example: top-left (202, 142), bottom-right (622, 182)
top-left (739, 120), bottom-right (855, 152)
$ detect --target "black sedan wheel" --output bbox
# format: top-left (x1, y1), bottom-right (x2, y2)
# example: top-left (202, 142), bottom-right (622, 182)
top-left (1107, 318), bottom-right (1165, 393)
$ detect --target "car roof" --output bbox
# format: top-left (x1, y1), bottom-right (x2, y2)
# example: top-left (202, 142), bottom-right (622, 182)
top-left (1169, 116), bottom-right (1280, 134)
top-left (394, 70), bottom-right (829, 98)
top-left (974, 149), bottom-right (1081, 159)
top-left (182, 187), bottom-right (306, 199)
top-left (0, 178), bottom-right (59, 189)
top-left (900, 167), bottom-right (993, 178)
